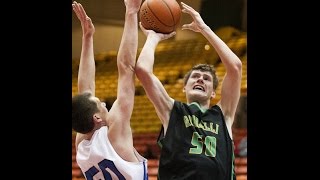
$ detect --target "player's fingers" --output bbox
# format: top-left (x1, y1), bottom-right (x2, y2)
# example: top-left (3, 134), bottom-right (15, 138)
top-left (86, 17), bottom-right (92, 24)
top-left (181, 2), bottom-right (196, 18)
top-left (181, 2), bottom-right (193, 12)
top-left (72, 2), bottom-right (78, 13)
top-left (181, 23), bottom-right (192, 30)
top-left (139, 22), bottom-right (145, 30)
top-left (139, 22), bottom-right (149, 35)
top-left (72, 3), bottom-right (81, 20)
top-left (165, 31), bottom-right (176, 39)
top-left (77, 3), bottom-right (87, 21)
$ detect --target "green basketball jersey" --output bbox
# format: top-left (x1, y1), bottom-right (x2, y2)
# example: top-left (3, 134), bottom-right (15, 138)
top-left (157, 101), bottom-right (236, 180)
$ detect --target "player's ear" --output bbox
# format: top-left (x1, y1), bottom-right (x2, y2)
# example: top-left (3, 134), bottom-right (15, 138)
top-left (210, 91), bottom-right (216, 99)
top-left (93, 113), bottom-right (102, 123)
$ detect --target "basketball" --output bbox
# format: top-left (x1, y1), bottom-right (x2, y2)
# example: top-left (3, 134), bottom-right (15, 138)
top-left (139, 0), bottom-right (181, 34)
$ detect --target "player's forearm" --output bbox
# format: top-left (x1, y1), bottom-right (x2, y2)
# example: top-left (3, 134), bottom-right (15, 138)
top-left (117, 12), bottom-right (138, 71)
top-left (136, 34), bottom-right (160, 75)
top-left (78, 35), bottom-right (95, 94)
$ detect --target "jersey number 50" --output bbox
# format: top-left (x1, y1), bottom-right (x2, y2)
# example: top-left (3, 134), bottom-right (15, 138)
top-left (85, 159), bottom-right (125, 180)
top-left (189, 131), bottom-right (217, 157)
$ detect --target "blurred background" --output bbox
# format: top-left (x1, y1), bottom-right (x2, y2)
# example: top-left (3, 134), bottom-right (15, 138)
top-left (72, 0), bottom-right (246, 58)
top-left (72, 0), bottom-right (247, 179)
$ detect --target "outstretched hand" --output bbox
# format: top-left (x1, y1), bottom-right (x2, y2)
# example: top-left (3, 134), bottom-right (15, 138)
top-left (72, 1), bottom-right (95, 37)
top-left (139, 22), bottom-right (176, 41)
top-left (181, 2), bottom-right (207, 32)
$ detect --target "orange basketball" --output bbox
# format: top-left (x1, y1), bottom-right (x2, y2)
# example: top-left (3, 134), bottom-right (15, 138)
top-left (139, 0), bottom-right (181, 34)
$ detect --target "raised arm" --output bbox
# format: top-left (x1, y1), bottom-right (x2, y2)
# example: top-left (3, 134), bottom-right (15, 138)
top-left (107, 0), bottom-right (142, 141)
top-left (72, 1), bottom-right (96, 95)
top-left (135, 23), bottom-right (176, 131)
top-left (72, 1), bottom-right (96, 149)
top-left (181, 2), bottom-right (242, 128)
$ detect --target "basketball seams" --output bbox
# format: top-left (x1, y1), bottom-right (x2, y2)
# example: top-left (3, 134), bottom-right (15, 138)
top-left (139, 0), bottom-right (181, 33)
top-left (141, 7), bottom-right (160, 31)
top-left (147, 0), bottom-right (174, 28)
top-left (162, 0), bottom-right (176, 28)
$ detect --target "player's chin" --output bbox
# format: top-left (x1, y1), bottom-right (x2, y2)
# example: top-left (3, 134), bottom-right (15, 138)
top-left (189, 91), bottom-right (207, 99)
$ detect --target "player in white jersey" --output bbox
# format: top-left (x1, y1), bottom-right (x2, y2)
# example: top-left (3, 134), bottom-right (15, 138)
top-left (77, 126), bottom-right (147, 180)
top-left (71, 0), bottom-right (147, 179)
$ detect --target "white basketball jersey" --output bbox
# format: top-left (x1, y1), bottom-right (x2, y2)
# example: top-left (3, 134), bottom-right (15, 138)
top-left (76, 126), bottom-right (148, 180)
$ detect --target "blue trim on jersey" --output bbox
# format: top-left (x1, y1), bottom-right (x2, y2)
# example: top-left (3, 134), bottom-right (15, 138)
top-left (143, 161), bottom-right (148, 180)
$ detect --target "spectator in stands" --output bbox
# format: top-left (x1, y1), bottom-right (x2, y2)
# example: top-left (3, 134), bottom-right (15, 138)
top-left (238, 136), bottom-right (247, 157)
top-left (135, 2), bottom-right (242, 179)
top-left (71, 1), bottom-right (148, 179)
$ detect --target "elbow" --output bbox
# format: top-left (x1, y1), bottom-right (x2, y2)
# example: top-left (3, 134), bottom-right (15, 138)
top-left (227, 59), bottom-right (242, 77)
top-left (232, 58), bottom-right (242, 75)
top-left (235, 59), bottom-right (242, 73)
top-left (135, 63), bottom-right (154, 85)
top-left (135, 63), bottom-right (149, 79)
top-left (117, 55), bottom-right (135, 71)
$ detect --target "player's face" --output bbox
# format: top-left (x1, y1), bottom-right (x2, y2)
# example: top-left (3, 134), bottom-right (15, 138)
top-left (184, 70), bottom-right (214, 100)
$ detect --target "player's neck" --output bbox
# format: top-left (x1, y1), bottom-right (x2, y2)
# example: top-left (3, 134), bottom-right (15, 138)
top-left (84, 130), bottom-right (96, 140)
top-left (188, 101), bottom-right (210, 110)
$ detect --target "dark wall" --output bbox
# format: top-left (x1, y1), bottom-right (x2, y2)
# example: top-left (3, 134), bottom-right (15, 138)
top-left (200, 0), bottom-right (246, 31)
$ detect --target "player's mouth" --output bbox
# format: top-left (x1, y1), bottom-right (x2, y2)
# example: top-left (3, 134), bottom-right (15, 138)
top-left (193, 85), bottom-right (205, 92)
